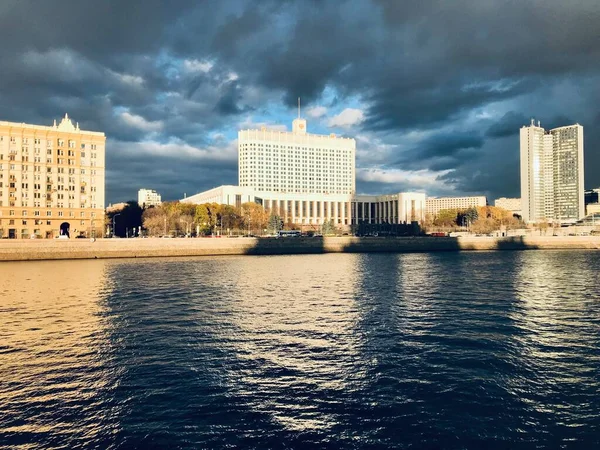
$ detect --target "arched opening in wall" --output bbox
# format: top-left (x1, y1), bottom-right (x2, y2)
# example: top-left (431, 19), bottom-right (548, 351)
top-left (60, 222), bottom-right (70, 238)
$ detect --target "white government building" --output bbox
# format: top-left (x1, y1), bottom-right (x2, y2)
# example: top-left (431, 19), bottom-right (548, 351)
top-left (520, 120), bottom-right (584, 223)
top-left (182, 115), bottom-right (485, 229)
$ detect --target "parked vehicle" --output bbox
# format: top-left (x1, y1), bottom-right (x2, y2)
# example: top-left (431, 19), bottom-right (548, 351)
top-left (277, 230), bottom-right (301, 238)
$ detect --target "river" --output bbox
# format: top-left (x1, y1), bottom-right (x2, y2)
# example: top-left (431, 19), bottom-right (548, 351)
top-left (1, 251), bottom-right (599, 448)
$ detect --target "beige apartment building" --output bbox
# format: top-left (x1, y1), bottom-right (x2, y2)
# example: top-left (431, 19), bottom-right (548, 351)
top-left (0, 114), bottom-right (105, 239)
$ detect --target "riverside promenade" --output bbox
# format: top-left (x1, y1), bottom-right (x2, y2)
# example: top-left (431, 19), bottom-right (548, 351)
top-left (0, 236), bottom-right (599, 262)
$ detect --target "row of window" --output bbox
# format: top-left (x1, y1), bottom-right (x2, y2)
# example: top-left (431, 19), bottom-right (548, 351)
top-left (0, 220), bottom-right (89, 226)
top-left (2, 210), bottom-right (94, 217)
top-left (0, 136), bottom-right (100, 150)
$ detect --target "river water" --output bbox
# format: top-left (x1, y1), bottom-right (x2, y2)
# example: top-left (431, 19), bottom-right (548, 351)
top-left (1, 251), bottom-right (599, 449)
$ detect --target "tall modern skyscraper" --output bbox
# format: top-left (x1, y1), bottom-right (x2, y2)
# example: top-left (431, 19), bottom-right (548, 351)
top-left (520, 120), bottom-right (584, 223)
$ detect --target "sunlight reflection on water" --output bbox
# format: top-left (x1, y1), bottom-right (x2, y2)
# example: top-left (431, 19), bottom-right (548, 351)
top-left (1, 251), bottom-right (599, 448)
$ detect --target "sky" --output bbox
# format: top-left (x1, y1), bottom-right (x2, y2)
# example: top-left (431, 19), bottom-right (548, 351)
top-left (1, 0), bottom-right (598, 204)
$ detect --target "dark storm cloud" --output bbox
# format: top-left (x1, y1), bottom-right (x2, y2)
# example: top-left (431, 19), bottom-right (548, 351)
top-left (413, 132), bottom-right (484, 161)
top-left (0, 0), bottom-right (598, 203)
top-left (214, 81), bottom-right (249, 115)
top-left (486, 112), bottom-right (529, 138)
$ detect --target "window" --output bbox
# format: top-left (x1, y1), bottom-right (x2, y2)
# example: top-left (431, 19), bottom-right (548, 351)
top-left (46, 211), bottom-right (52, 216)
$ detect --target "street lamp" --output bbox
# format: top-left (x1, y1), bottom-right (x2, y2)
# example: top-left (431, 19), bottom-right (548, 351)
top-left (112, 213), bottom-right (121, 238)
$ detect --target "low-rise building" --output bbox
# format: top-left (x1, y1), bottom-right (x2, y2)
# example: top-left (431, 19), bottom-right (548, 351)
top-left (182, 187), bottom-right (426, 228)
top-left (138, 188), bottom-right (162, 208)
top-left (585, 188), bottom-right (600, 207)
top-left (586, 203), bottom-right (600, 216)
top-left (426, 196), bottom-right (487, 217)
top-left (182, 185), bottom-right (354, 228)
top-left (352, 192), bottom-right (426, 224)
top-left (494, 197), bottom-right (522, 216)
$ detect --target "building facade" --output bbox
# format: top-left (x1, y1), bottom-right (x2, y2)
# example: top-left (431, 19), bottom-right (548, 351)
top-left (138, 188), bottom-right (162, 208)
top-left (352, 192), bottom-right (426, 224)
top-left (425, 196), bottom-right (487, 217)
top-left (494, 197), bottom-right (522, 216)
top-left (520, 120), bottom-right (584, 223)
top-left (0, 114), bottom-right (105, 239)
top-left (183, 117), bottom-right (429, 230)
top-left (182, 185), bottom-right (354, 227)
top-left (238, 117), bottom-right (355, 195)
top-left (182, 186), bottom-right (426, 228)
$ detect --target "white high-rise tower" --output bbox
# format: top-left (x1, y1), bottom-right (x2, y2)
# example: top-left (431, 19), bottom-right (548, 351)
top-left (520, 120), bottom-right (584, 223)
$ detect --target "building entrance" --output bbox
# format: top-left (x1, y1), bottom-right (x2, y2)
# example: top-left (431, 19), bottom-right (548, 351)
top-left (60, 222), bottom-right (70, 238)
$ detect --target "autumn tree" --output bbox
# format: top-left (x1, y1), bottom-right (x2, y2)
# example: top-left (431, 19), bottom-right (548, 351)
top-left (535, 219), bottom-right (549, 235)
top-left (241, 202), bottom-right (268, 235)
top-left (219, 204), bottom-right (242, 235)
top-left (433, 209), bottom-right (459, 228)
top-left (471, 217), bottom-right (497, 235)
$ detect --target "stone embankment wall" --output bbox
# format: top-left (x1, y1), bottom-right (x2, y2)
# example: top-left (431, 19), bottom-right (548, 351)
top-left (0, 236), bottom-right (599, 262)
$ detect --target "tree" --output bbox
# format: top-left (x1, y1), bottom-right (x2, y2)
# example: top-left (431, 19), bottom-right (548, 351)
top-left (535, 219), bottom-right (549, 235)
top-left (434, 209), bottom-right (459, 228)
top-left (194, 203), bottom-right (220, 235)
top-left (219, 205), bottom-right (241, 235)
top-left (471, 217), bottom-right (497, 235)
top-left (463, 207), bottom-right (478, 227)
top-left (241, 202), bottom-right (268, 235)
top-left (268, 214), bottom-right (283, 234)
top-left (142, 206), bottom-right (167, 236)
top-left (321, 219), bottom-right (337, 235)
top-left (179, 214), bottom-right (194, 236)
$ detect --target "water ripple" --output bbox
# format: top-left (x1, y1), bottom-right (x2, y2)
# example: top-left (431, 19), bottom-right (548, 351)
top-left (1, 252), bottom-right (599, 448)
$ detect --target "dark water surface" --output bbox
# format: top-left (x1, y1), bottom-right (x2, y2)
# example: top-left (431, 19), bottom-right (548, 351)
top-left (1, 251), bottom-right (600, 449)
